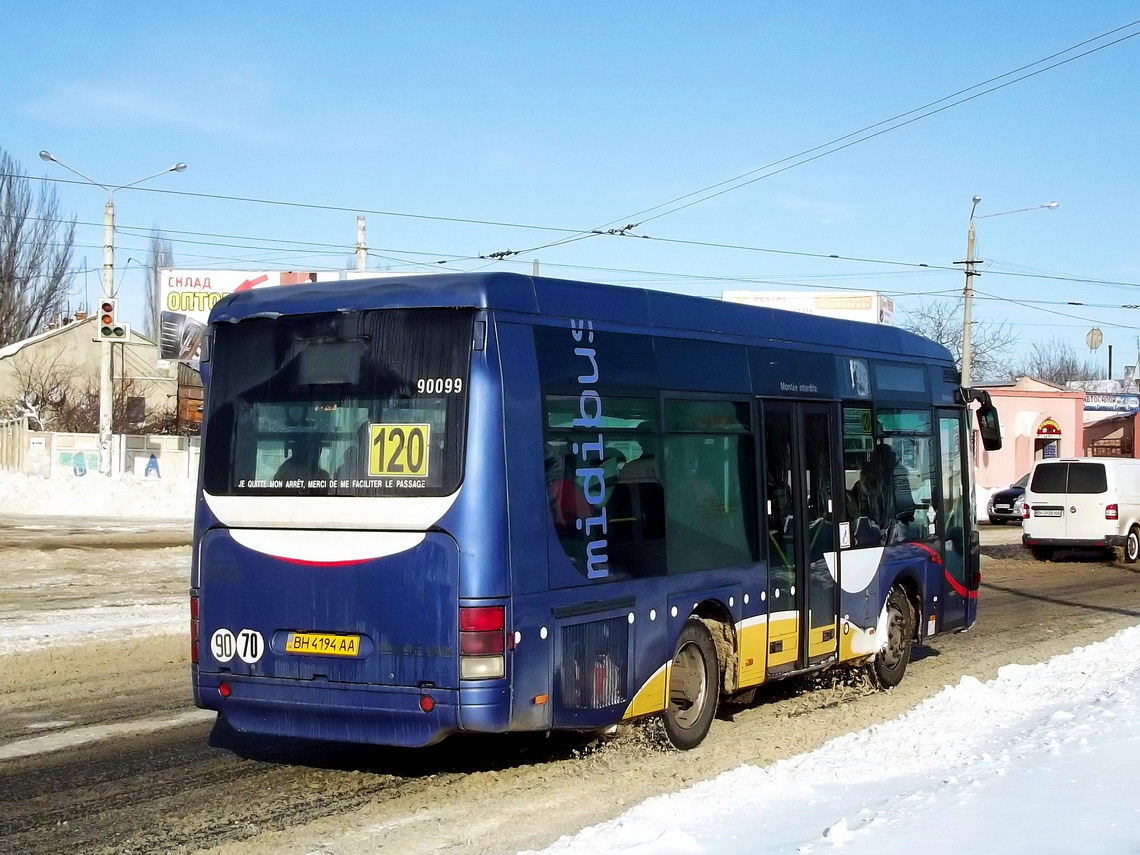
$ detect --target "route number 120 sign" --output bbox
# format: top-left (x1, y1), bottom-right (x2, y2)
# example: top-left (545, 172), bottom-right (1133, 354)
top-left (369, 424), bottom-right (431, 477)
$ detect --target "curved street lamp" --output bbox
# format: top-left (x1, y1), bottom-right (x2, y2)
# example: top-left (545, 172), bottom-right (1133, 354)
top-left (956, 196), bottom-right (1059, 387)
top-left (37, 151), bottom-right (187, 476)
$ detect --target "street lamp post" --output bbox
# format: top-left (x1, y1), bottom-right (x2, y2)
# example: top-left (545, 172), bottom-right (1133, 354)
top-left (955, 196), bottom-right (1059, 387)
top-left (38, 151), bottom-right (187, 476)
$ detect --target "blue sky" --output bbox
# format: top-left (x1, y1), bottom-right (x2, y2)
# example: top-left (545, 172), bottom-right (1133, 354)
top-left (3, 2), bottom-right (1139, 373)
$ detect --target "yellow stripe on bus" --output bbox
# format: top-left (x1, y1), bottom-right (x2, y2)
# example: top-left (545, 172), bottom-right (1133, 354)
top-left (623, 662), bottom-right (669, 719)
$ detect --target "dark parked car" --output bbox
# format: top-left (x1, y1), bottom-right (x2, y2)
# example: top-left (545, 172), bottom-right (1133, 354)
top-left (987, 473), bottom-right (1029, 524)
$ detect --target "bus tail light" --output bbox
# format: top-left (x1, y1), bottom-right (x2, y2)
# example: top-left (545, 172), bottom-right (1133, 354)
top-left (190, 592), bottom-right (200, 664)
top-left (459, 606), bottom-right (505, 679)
top-left (1106, 504), bottom-right (1119, 520)
top-left (460, 632), bottom-right (504, 655)
top-left (1022, 503), bottom-right (1030, 520)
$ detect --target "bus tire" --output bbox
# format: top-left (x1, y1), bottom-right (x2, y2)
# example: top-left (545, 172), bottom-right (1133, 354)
top-left (1030, 546), bottom-right (1054, 561)
top-left (870, 586), bottom-right (914, 689)
top-left (1126, 527), bottom-right (1140, 564)
top-left (662, 619), bottom-right (720, 750)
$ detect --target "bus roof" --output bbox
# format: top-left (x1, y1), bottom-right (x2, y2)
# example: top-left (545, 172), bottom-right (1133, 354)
top-left (209, 271), bottom-right (952, 363)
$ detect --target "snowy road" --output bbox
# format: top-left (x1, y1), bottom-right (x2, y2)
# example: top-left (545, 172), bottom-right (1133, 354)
top-left (2, 528), bottom-right (1139, 855)
top-left (0, 518), bottom-right (190, 659)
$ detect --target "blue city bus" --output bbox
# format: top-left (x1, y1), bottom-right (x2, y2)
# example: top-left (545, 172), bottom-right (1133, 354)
top-left (190, 272), bottom-right (1000, 750)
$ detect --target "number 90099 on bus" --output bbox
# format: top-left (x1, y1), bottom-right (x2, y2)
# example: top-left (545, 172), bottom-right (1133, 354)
top-left (189, 272), bottom-right (1000, 751)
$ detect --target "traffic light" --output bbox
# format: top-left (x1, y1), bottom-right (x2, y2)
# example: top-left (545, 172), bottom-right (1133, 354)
top-left (97, 299), bottom-right (127, 341)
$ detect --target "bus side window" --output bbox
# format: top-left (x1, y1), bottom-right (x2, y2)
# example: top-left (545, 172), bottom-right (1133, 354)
top-left (663, 400), bottom-right (758, 574)
top-left (542, 395), bottom-right (663, 580)
top-left (850, 408), bottom-right (937, 546)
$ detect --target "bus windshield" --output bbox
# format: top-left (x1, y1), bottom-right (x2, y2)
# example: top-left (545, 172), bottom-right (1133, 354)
top-left (202, 307), bottom-right (473, 498)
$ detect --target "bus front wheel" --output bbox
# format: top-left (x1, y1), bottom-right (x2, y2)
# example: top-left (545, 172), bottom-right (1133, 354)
top-left (662, 619), bottom-right (720, 750)
top-left (869, 586), bottom-right (914, 689)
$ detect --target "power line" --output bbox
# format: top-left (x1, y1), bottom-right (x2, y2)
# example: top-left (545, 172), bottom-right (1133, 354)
top-left (632, 23), bottom-right (1140, 227)
top-left (975, 288), bottom-right (1140, 330)
top-left (14, 20), bottom-right (1140, 279)
top-left (12, 173), bottom-right (584, 237)
top-left (478, 19), bottom-right (1140, 260)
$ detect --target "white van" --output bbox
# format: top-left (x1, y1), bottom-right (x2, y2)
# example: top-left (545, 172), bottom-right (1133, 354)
top-left (1022, 457), bottom-right (1140, 561)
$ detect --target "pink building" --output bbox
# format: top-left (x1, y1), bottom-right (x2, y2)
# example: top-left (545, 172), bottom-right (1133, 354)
top-left (974, 377), bottom-right (1085, 496)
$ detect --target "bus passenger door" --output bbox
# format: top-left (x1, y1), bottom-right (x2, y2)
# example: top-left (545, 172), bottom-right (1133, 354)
top-left (761, 401), bottom-right (839, 675)
top-left (937, 409), bottom-right (972, 630)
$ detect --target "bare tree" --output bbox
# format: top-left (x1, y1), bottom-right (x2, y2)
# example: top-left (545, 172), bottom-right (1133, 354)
top-left (1013, 337), bottom-right (1102, 386)
top-left (143, 228), bottom-right (173, 339)
top-left (0, 149), bottom-right (76, 346)
top-left (901, 300), bottom-right (1018, 382)
top-left (0, 351), bottom-right (80, 431)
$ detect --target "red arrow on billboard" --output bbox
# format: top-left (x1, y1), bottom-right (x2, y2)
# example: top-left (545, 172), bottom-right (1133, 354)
top-left (234, 274), bottom-right (270, 292)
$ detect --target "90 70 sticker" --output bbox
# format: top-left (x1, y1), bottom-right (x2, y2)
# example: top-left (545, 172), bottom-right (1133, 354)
top-left (209, 627), bottom-right (265, 664)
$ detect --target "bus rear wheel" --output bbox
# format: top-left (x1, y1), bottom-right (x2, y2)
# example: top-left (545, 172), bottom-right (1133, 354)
top-left (662, 619), bottom-right (720, 750)
top-left (869, 586), bottom-right (914, 689)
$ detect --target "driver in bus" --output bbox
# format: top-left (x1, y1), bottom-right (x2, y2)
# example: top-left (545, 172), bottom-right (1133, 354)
top-left (854, 443), bottom-right (917, 544)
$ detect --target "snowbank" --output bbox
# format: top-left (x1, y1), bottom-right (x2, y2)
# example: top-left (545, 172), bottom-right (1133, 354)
top-left (525, 624), bottom-right (1140, 855)
top-left (0, 470), bottom-right (194, 519)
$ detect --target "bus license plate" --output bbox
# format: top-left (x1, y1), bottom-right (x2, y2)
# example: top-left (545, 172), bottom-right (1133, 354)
top-left (285, 632), bottom-right (361, 657)
top-left (1035, 508), bottom-right (1062, 517)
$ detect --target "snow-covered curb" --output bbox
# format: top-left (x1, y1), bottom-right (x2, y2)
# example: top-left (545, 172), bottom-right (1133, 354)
top-left (0, 470), bottom-right (193, 519)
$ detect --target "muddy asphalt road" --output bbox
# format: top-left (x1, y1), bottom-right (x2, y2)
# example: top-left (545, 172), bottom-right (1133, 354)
top-left (2, 525), bottom-right (1139, 855)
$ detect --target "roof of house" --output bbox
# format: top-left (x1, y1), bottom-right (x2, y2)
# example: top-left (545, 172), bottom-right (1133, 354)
top-left (0, 318), bottom-right (156, 361)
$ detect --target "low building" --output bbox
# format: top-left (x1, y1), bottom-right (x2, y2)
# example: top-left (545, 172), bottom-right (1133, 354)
top-left (0, 316), bottom-right (184, 432)
top-left (974, 376), bottom-right (1086, 498)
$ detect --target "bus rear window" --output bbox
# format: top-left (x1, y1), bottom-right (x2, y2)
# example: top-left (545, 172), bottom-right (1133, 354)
top-left (203, 308), bottom-right (473, 497)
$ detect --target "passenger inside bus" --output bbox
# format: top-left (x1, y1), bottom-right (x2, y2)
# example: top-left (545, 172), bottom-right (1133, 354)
top-left (275, 435), bottom-right (330, 482)
top-left (335, 422), bottom-right (371, 480)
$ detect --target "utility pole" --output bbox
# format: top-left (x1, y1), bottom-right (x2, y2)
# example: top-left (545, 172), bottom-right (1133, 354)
top-left (955, 196), bottom-right (982, 388)
top-left (955, 196), bottom-right (1059, 389)
top-left (356, 216), bottom-right (367, 271)
top-left (39, 151), bottom-right (186, 476)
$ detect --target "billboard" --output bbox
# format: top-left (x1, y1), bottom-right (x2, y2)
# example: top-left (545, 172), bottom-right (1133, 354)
top-left (159, 270), bottom-right (337, 361)
top-left (721, 290), bottom-right (895, 325)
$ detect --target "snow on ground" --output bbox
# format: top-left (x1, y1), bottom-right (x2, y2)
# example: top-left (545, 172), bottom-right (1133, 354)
top-left (0, 602), bottom-right (186, 657)
top-left (522, 625), bottom-right (1140, 855)
top-left (6, 468), bottom-right (1140, 852)
top-left (0, 472), bottom-right (192, 655)
top-left (0, 470), bottom-right (193, 519)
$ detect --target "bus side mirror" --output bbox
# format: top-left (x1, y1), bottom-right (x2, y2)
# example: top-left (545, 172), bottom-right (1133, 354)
top-left (977, 402), bottom-right (1002, 451)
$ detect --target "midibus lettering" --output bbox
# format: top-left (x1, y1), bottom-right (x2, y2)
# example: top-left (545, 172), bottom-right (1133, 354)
top-left (577, 506), bottom-right (608, 536)
top-left (574, 347), bottom-right (599, 384)
top-left (573, 390), bottom-right (602, 427)
top-left (570, 318), bottom-right (594, 343)
top-left (585, 539), bottom-right (610, 578)
top-left (576, 466), bottom-right (607, 504)
top-left (569, 319), bottom-right (609, 578)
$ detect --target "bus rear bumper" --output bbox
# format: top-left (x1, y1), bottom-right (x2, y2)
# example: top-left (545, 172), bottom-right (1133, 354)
top-left (195, 672), bottom-right (463, 748)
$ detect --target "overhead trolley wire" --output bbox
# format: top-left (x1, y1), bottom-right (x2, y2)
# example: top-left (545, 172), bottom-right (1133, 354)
top-left (17, 20), bottom-right (1140, 289)
top-left (473, 17), bottom-right (1140, 261)
top-left (613, 19), bottom-right (1140, 229)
